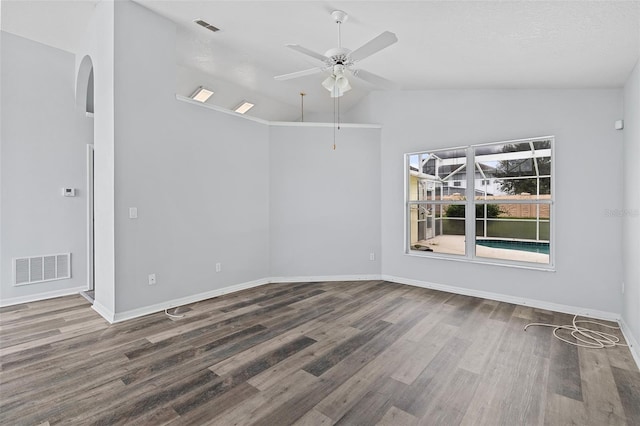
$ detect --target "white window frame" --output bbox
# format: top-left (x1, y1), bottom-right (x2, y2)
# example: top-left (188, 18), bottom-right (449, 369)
top-left (404, 136), bottom-right (555, 271)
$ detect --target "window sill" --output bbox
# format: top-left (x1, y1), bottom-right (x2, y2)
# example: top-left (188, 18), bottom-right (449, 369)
top-left (404, 250), bottom-right (556, 272)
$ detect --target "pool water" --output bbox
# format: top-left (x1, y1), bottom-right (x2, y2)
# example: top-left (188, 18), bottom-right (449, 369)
top-left (476, 239), bottom-right (549, 254)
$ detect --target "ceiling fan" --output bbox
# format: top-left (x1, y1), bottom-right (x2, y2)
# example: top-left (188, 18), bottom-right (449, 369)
top-left (274, 10), bottom-right (398, 97)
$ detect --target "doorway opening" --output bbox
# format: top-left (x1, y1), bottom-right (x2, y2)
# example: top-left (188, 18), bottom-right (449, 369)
top-left (77, 55), bottom-right (95, 303)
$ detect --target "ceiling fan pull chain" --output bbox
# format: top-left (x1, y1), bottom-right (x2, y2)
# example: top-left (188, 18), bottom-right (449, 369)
top-left (332, 94), bottom-right (341, 150)
top-left (337, 95), bottom-right (341, 130)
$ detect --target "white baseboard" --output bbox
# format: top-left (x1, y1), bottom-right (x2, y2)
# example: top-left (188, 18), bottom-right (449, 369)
top-left (381, 274), bottom-right (620, 322)
top-left (619, 318), bottom-right (640, 371)
top-left (0, 286), bottom-right (87, 307)
top-left (269, 274), bottom-right (382, 284)
top-left (104, 278), bottom-right (271, 324)
top-left (92, 300), bottom-right (115, 323)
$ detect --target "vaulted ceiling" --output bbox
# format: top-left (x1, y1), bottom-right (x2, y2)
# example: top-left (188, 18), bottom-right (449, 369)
top-left (2, 1), bottom-right (639, 121)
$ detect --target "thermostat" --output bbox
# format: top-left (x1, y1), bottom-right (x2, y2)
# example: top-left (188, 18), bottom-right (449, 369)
top-left (62, 188), bottom-right (76, 197)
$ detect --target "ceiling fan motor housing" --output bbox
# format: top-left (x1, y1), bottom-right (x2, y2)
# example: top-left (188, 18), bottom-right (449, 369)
top-left (324, 47), bottom-right (352, 67)
top-left (331, 10), bottom-right (348, 24)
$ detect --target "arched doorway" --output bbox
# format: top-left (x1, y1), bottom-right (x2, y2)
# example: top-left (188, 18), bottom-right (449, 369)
top-left (77, 55), bottom-right (95, 301)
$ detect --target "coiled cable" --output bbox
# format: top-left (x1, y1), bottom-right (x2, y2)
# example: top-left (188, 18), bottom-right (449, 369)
top-left (524, 315), bottom-right (627, 349)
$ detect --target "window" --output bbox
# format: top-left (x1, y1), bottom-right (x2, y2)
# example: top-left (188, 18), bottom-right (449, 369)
top-left (407, 148), bottom-right (467, 256)
top-left (406, 137), bottom-right (553, 268)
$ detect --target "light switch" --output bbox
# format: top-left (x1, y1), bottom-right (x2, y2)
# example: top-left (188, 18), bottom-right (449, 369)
top-left (129, 207), bottom-right (138, 219)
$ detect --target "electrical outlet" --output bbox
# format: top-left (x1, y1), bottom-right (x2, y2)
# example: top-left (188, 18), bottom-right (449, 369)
top-left (369, 252), bottom-right (375, 261)
top-left (215, 263), bottom-right (221, 273)
top-left (148, 273), bottom-right (156, 285)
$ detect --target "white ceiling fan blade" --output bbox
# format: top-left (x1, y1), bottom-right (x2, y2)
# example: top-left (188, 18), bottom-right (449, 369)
top-left (274, 67), bottom-right (324, 81)
top-left (286, 44), bottom-right (329, 65)
top-left (349, 31), bottom-right (398, 62)
top-left (351, 69), bottom-right (399, 89)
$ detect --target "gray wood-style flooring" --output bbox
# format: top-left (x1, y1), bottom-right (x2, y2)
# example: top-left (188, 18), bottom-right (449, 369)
top-left (1, 281), bottom-right (639, 425)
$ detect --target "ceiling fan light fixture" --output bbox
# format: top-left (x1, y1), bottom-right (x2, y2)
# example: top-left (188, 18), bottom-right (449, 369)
top-left (322, 75), bottom-right (336, 91)
top-left (322, 73), bottom-right (351, 97)
top-left (336, 75), bottom-right (351, 90)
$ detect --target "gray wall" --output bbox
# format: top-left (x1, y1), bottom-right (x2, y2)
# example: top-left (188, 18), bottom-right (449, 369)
top-left (354, 89), bottom-right (624, 314)
top-left (111, 1), bottom-right (270, 313)
top-left (1, 31), bottom-right (92, 304)
top-left (269, 125), bottom-right (381, 278)
top-left (623, 60), bottom-right (640, 345)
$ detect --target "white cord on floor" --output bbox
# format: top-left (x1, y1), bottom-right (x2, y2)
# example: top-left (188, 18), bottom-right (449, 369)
top-left (164, 307), bottom-right (184, 319)
top-left (524, 314), bottom-right (627, 349)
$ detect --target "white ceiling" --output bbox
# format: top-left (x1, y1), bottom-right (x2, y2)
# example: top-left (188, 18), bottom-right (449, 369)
top-left (2, 1), bottom-right (639, 121)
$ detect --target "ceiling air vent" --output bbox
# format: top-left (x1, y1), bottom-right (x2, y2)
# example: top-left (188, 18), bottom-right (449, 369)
top-left (194, 19), bottom-right (220, 33)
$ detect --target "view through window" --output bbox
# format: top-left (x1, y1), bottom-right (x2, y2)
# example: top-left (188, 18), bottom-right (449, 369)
top-left (406, 137), bottom-right (553, 267)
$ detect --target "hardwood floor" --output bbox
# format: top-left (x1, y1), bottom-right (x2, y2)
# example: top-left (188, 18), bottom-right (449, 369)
top-left (1, 280), bottom-right (639, 425)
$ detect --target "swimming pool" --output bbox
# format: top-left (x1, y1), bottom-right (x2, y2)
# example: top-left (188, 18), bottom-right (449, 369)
top-left (476, 239), bottom-right (549, 254)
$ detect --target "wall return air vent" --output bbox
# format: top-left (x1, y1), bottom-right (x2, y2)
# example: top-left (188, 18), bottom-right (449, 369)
top-left (13, 253), bottom-right (71, 286)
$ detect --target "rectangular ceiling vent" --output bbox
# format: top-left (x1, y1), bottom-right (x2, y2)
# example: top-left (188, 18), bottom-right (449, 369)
top-left (13, 253), bottom-right (71, 286)
top-left (194, 19), bottom-right (220, 33)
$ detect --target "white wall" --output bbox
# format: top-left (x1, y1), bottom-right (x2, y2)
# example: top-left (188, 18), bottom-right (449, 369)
top-left (73, 0), bottom-right (117, 315)
top-left (269, 125), bottom-right (381, 278)
top-left (355, 89), bottom-right (624, 314)
top-left (111, 1), bottom-right (270, 314)
top-left (0, 31), bottom-right (93, 304)
top-left (623, 60), bottom-right (640, 347)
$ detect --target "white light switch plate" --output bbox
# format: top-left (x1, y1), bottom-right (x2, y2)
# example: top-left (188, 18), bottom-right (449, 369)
top-left (129, 207), bottom-right (138, 219)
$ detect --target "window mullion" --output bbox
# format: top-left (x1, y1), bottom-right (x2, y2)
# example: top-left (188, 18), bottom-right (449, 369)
top-left (465, 147), bottom-right (475, 260)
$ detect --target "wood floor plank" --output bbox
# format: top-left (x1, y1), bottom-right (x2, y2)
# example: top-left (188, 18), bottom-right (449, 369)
top-left (392, 336), bottom-right (473, 418)
top-left (314, 338), bottom-right (414, 421)
top-left (547, 330), bottom-right (583, 401)
top-left (248, 325), bottom-right (361, 391)
top-left (292, 409), bottom-right (334, 426)
top-left (611, 365), bottom-right (640, 424)
top-left (377, 406), bottom-right (418, 426)
top-left (165, 381), bottom-right (259, 425)
top-left (335, 388), bottom-right (392, 425)
top-left (205, 369), bottom-right (319, 426)
top-left (456, 317), bottom-right (505, 375)
top-left (419, 367), bottom-right (480, 425)
top-left (302, 320), bottom-right (392, 377)
top-left (579, 346), bottom-right (628, 425)
top-left (390, 323), bottom-right (457, 385)
top-left (460, 315), bottom-right (550, 426)
top-left (543, 392), bottom-right (589, 426)
top-left (1, 281), bottom-right (639, 426)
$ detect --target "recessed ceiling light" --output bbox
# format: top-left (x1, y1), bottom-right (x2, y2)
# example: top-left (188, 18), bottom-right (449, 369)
top-left (190, 86), bottom-right (214, 103)
top-left (234, 101), bottom-right (255, 114)
top-left (194, 19), bottom-right (220, 33)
